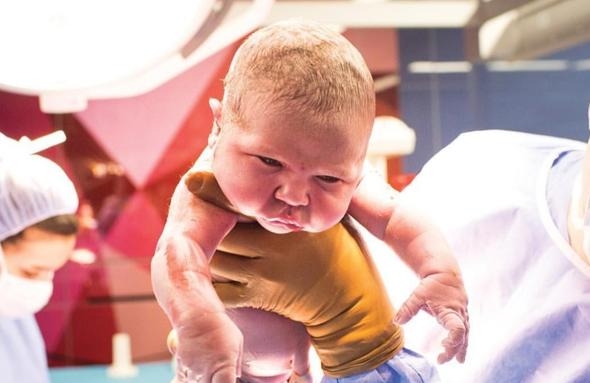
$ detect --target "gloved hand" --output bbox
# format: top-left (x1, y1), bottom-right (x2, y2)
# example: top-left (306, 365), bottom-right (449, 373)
top-left (168, 312), bottom-right (244, 383)
top-left (167, 329), bottom-right (178, 354)
top-left (395, 271), bottom-right (469, 364)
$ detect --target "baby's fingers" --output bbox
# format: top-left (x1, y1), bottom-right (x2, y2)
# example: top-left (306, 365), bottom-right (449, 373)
top-left (395, 293), bottom-right (425, 324)
top-left (436, 310), bottom-right (468, 364)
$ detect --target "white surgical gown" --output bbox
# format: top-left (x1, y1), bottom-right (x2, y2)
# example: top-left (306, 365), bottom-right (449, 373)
top-left (0, 315), bottom-right (50, 383)
top-left (394, 130), bottom-right (590, 383)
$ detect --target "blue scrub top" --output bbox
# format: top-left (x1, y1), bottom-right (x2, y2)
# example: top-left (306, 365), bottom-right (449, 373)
top-left (398, 130), bottom-right (590, 383)
top-left (0, 315), bottom-right (50, 383)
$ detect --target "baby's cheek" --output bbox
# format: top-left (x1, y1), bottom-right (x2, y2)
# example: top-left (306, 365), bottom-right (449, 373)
top-left (311, 210), bottom-right (347, 232)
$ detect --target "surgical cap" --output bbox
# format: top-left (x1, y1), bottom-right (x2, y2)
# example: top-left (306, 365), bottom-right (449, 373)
top-left (0, 133), bottom-right (78, 241)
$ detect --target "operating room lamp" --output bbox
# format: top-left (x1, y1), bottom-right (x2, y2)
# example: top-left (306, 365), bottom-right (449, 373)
top-left (0, 0), bottom-right (273, 113)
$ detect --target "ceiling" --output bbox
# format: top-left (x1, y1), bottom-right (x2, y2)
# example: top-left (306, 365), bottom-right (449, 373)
top-left (253, 0), bottom-right (479, 28)
top-left (231, 0), bottom-right (537, 28)
top-left (0, 0), bottom-right (587, 113)
top-left (249, 0), bottom-right (590, 63)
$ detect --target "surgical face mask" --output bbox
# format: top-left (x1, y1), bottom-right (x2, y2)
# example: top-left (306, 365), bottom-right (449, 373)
top-left (0, 247), bottom-right (53, 318)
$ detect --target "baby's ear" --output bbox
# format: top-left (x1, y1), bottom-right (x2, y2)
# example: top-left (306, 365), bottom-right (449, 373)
top-left (207, 99), bottom-right (222, 150)
top-left (209, 98), bottom-right (222, 121)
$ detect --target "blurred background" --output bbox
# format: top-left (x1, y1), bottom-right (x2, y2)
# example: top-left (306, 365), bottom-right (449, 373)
top-left (1, 0), bottom-right (590, 373)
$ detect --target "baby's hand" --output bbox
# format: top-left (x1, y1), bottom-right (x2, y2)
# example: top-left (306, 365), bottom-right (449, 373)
top-left (169, 313), bottom-right (244, 383)
top-left (395, 271), bottom-right (469, 364)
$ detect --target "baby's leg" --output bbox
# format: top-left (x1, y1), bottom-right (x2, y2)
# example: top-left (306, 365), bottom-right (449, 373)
top-left (227, 308), bottom-right (311, 383)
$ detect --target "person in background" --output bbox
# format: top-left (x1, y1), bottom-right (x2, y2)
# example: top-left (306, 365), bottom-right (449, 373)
top-left (395, 116), bottom-right (590, 382)
top-left (0, 132), bottom-right (79, 383)
top-left (152, 19), bottom-right (468, 383)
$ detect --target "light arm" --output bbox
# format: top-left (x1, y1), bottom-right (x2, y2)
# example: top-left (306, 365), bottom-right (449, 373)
top-left (349, 164), bottom-right (469, 363)
top-left (151, 166), bottom-right (243, 382)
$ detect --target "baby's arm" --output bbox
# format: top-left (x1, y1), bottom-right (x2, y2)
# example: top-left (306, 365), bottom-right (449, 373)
top-left (151, 165), bottom-right (242, 382)
top-left (348, 165), bottom-right (469, 364)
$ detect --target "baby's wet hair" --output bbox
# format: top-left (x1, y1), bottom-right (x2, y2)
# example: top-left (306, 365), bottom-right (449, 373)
top-left (222, 19), bottom-right (375, 130)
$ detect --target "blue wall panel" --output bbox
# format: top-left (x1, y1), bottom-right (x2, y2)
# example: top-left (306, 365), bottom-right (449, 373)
top-left (398, 28), bottom-right (590, 173)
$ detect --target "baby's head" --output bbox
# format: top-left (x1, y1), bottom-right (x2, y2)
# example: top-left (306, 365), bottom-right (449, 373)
top-left (210, 19), bottom-right (376, 233)
top-left (221, 18), bottom-right (375, 141)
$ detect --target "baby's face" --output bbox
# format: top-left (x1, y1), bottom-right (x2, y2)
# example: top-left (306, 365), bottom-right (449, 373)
top-left (212, 104), bottom-right (370, 233)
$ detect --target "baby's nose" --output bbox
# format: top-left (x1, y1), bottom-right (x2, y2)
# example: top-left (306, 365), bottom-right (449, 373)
top-left (274, 183), bottom-right (309, 207)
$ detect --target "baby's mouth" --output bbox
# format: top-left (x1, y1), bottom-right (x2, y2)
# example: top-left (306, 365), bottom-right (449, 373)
top-left (262, 217), bottom-right (303, 231)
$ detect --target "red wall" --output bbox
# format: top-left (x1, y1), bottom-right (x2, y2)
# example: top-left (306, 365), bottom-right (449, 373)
top-left (1, 42), bottom-right (237, 366)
